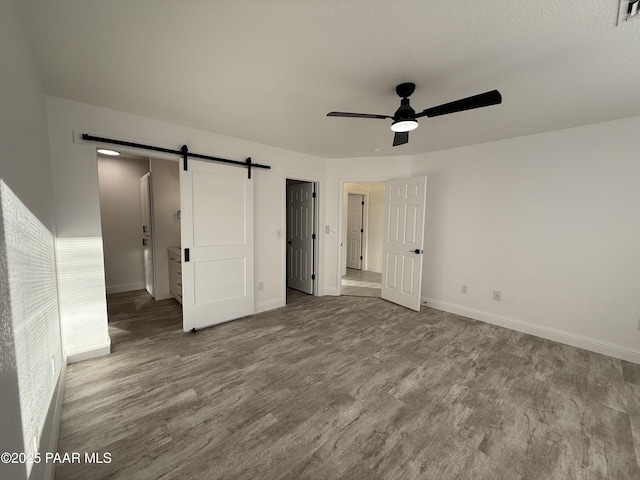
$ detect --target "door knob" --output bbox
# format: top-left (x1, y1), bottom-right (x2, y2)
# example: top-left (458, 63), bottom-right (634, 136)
top-left (410, 249), bottom-right (423, 254)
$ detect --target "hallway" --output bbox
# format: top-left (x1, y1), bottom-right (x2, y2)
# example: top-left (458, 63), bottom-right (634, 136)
top-left (341, 268), bottom-right (382, 297)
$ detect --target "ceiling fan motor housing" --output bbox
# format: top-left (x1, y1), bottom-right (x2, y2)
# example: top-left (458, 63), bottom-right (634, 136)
top-left (394, 83), bottom-right (417, 121)
top-left (395, 98), bottom-right (416, 120)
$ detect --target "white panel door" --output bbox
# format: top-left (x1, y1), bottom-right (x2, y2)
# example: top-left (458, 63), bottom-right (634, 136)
top-left (287, 182), bottom-right (314, 294)
top-left (346, 194), bottom-right (363, 270)
top-left (381, 175), bottom-right (427, 311)
top-left (180, 159), bottom-right (254, 331)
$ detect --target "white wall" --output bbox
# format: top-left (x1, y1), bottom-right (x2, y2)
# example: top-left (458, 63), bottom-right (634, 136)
top-left (98, 155), bottom-right (150, 293)
top-left (412, 116), bottom-right (640, 362)
top-left (150, 157), bottom-right (181, 300)
top-left (326, 156), bottom-right (412, 295)
top-left (45, 95), bottom-right (327, 360)
top-left (0, 1), bottom-right (63, 479)
top-left (343, 182), bottom-right (385, 273)
top-left (42, 76), bottom-right (640, 370)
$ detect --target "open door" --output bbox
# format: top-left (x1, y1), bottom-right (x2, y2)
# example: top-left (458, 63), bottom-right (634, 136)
top-left (286, 181), bottom-right (315, 294)
top-left (180, 159), bottom-right (254, 331)
top-left (381, 175), bottom-right (427, 311)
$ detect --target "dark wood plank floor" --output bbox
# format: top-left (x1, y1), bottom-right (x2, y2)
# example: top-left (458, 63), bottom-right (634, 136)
top-left (55, 290), bottom-right (640, 479)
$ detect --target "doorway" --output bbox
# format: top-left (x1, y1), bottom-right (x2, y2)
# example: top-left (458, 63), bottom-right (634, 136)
top-left (346, 193), bottom-right (364, 270)
top-left (339, 177), bottom-right (427, 310)
top-left (97, 151), bottom-right (152, 296)
top-left (286, 179), bottom-right (318, 298)
top-left (97, 149), bottom-right (183, 334)
top-left (341, 182), bottom-right (385, 297)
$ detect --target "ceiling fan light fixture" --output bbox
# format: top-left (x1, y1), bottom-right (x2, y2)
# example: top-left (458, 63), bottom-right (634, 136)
top-left (327, 82), bottom-right (501, 147)
top-left (390, 119), bottom-right (418, 132)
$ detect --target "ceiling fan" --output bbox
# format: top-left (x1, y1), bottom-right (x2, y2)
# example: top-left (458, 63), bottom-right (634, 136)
top-left (327, 83), bottom-right (502, 147)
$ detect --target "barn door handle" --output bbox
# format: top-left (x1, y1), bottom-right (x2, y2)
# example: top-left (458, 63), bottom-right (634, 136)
top-left (410, 249), bottom-right (423, 254)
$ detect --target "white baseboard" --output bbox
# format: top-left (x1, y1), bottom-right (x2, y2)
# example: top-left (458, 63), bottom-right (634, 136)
top-left (106, 282), bottom-right (145, 294)
top-left (422, 297), bottom-right (640, 365)
top-left (66, 341), bottom-right (111, 364)
top-left (43, 361), bottom-right (66, 480)
top-left (255, 298), bottom-right (285, 314)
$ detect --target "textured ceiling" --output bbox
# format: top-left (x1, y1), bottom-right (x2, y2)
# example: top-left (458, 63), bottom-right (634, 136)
top-left (17, 1), bottom-right (640, 158)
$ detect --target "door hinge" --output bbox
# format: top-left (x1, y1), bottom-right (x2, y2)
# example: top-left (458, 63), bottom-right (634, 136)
top-left (184, 248), bottom-right (190, 262)
top-left (361, 201), bottom-right (364, 205)
top-left (312, 233), bottom-right (316, 240)
top-left (360, 255), bottom-right (363, 260)
top-left (312, 192), bottom-right (317, 198)
top-left (311, 274), bottom-right (316, 280)
top-left (360, 228), bottom-right (364, 233)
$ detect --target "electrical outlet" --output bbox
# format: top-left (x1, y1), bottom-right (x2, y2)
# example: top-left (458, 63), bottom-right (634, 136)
top-left (258, 281), bottom-right (264, 291)
top-left (493, 290), bottom-right (501, 301)
top-left (461, 285), bottom-right (468, 294)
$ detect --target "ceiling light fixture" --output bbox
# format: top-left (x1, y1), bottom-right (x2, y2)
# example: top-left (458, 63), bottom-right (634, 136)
top-left (97, 149), bottom-right (120, 156)
top-left (390, 119), bottom-right (418, 133)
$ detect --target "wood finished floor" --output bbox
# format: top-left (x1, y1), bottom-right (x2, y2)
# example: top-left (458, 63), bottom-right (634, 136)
top-left (341, 268), bottom-right (382, 297)
top-left (55, 290), bottom-right (640, 480)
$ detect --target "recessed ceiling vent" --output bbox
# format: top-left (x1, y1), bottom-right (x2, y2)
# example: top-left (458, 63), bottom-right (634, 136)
top-left (618, 0), bottom-right (640, 25)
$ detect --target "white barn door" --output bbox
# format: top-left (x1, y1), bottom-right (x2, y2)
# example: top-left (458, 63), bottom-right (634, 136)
top-left (381, 175), bottom-right (427, 311)
top-left (180, 159), bottom-right (254, 331)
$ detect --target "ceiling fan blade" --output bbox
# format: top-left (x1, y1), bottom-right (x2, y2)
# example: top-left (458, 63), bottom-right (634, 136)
top-left (393, 131), bottom-right (409, 146)
top-left (417, 90), bottom-right (502, 118)
top-left (327, 112), bottom-right (391, 120)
